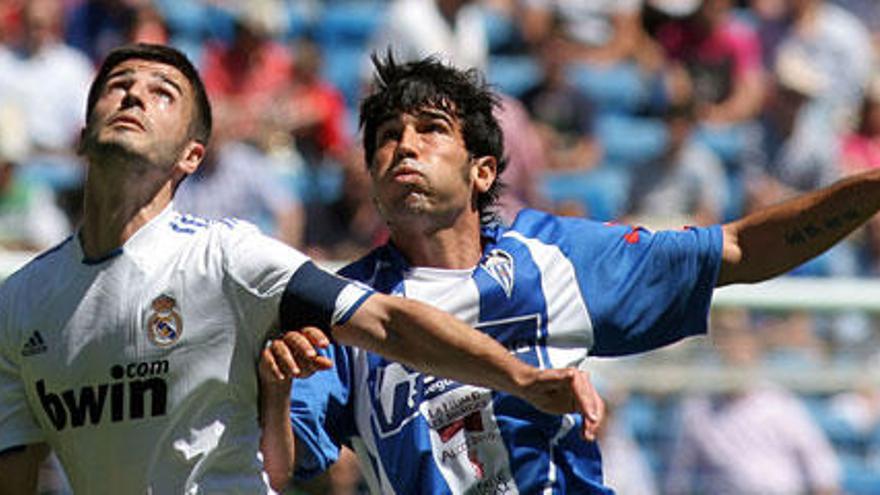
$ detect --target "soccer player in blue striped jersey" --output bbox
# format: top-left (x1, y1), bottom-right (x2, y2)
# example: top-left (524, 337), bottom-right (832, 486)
top-left (0, 44), bottom-right (601, 495)
top-left (262, 53), bottom-right (880, 493)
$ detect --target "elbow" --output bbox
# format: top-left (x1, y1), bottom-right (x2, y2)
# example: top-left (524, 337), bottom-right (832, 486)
top-left (262, 453), bottom-right (294, 493)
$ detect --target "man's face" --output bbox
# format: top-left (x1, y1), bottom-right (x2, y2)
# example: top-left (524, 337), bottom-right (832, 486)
top-left (81, 59), bottom-right (197, 172)
top-left (369, 107), bottom-right (477, 226)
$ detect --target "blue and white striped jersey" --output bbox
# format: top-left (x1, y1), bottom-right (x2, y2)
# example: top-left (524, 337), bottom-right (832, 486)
top-left (291, 209), bottom-right (723, 494)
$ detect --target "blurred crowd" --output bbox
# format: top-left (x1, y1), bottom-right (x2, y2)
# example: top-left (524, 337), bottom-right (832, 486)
top-left (6, 0), bottom-right (880, 493)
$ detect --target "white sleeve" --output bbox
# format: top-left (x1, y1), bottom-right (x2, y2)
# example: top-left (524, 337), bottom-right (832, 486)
top-left (218, 220), bottom-right (310, 337)
top-left (218, 220), bottom-right (374, 337)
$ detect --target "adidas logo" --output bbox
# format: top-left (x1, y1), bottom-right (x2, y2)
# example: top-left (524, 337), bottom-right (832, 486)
top-left (21, 331), bottom-right (47, 357)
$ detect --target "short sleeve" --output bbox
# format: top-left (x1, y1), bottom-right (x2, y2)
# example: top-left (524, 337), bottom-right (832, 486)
top-left (290, 344), bottom-right (356, 480)
top-left (221, 221), bottom-right (310, 298)
top-left (218, 220), bottom-right (311, 337)
top-left (219, 221), bottom-right (374, 337)
top-left (512, 211), bottom-right (722, 356)
top-left (0, 290), bottom-right (45, 451)
top-left (580, 223), bottom-right (722, 356)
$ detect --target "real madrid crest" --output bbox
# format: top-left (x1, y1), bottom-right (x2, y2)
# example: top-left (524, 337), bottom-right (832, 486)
top-left (481, 248), bottom-right (515, 298)
top-left (147, 294), bottom-right (183, 347)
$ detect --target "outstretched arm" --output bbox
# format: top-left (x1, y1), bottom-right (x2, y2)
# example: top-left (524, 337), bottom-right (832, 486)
top-left (334, 294), bottom-right (602, 422)
top-left (718, 169), bottom-right (880, 286)
top-left (278, 262), bottom-right (602, 431)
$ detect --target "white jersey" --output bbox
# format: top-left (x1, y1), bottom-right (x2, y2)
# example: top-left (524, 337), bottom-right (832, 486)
top-left (0, 205), bottom-right (371, 494)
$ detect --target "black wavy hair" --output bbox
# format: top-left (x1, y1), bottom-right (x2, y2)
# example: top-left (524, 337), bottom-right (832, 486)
top-left (360, 52), bottom-right (507, 222)
top-left (86, 43), bottom-right (212, 145)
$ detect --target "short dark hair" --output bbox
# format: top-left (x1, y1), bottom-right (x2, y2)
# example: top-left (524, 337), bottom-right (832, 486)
top-left (360, 53), bottom-right (507, 222)
top-left (86, 43), bottom-right (212, 145)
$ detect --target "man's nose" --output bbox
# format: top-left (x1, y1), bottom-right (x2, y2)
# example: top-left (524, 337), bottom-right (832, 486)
top-left (394, 125), bottom-right (419, 160)
top-left (120, 85), bottom-right (146, 111)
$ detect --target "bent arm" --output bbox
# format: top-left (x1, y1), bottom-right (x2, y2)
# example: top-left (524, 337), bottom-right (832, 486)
top-left (718, 169), bottom-right (880, 285)
top-left (333, 294), bottom-right (538, 401)
top-left (0, 443), bottom-right (49, 495)
top-left (258, 348), bottom-right (295, 492)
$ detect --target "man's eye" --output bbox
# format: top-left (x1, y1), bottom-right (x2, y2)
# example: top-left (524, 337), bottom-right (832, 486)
top-left (155, 90), bottom-right (174, 103)
top-left (425, 122), bottom-right (447, 133)
top-left (379, 128), bottom-right (399, 141)
top-left (107, 81), bottom-right (127, 93)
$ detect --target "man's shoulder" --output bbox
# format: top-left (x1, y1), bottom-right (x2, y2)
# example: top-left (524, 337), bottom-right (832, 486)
top-left (338, 246), bottom-right (391, 282)
top-left (7, 236), bottom-right (74, 280)
top-left (164, 212), bottom-right (263, 244)
top-left (0, 237), bottom-right (74, 307)
top-left (507, 208), bottom-right (608, 241)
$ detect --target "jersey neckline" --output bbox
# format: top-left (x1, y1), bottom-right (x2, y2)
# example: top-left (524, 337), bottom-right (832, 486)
top-left (73, 203), bottom-right (177, 265)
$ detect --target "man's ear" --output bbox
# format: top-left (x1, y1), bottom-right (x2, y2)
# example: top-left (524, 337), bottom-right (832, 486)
top-left (471, 155), bottom-right (497, 194)
top-left (176, 140), bottom-right (206, 175)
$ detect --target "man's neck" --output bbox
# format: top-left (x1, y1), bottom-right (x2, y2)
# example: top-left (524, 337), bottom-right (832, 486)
top-left (79, 158), bottom-right (174, 260)
top-left (389, 213), bottom-right (484, 269)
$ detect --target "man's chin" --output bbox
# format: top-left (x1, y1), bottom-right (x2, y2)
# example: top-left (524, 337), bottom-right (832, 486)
top-left (83, 135), bottom-right (147, 163)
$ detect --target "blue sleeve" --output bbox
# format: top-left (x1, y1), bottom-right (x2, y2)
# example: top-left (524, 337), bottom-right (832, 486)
top-left (578, 222), bottom-right (722, 356)
top-left (514, 210), bottom-right (722, 356)
top-left (290, 343), bottom-right (357, 480)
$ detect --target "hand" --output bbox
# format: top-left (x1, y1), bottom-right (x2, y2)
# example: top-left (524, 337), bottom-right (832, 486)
top-left (519, 368), bottom-right (605, 441)
top-left (262, 327), bottom-right (334, 381)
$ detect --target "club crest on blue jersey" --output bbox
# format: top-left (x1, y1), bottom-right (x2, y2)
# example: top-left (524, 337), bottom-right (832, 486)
top-left (372, 362), bottom-right (424, 437)
top-left (147, 295), bottom-right (183, 347)
top-left (481, 249), bottom-right (515, 298)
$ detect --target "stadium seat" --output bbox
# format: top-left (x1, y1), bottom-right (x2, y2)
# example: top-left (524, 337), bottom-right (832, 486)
top-left (594, 114), bottom-right (668, 167)
top-left (321, 45), bottom-right (367, 108)
top-left (313, 2), bottom-right (385, 45)
top-left (840, 453), bottom-right (880, 494)
top-left (540, 165), bottom-right (631, 221)
top-left (487, 56), bottom-right (541, 99)
top-left (566, 62), bottom-right (648, 114)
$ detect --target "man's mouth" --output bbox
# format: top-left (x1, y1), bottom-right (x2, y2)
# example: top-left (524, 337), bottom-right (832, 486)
top-left (392, 159), bottom-right (427, 182)
top-left (109, 114), bottom-right (145, 131)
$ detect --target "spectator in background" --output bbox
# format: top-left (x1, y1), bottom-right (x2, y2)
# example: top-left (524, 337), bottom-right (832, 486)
top-left (0, 105), bottom-right (70, 251)
top-left (840, 76), bottom-right (880, 274)
top-left (302, 153), bottom-right (387, 262)
top-left (597, 390), bottom-right (660, 495)
top-left (520, 0), bottom-right (663, 71)
top-left (494, 94), bottom-right (551, 223)
top-left (200, 0), bottom-right (293, 147)
top-left (65, 0), bottom-right (147, 62)
top-left (841, 76), bottom-right (880, 175)
top-left (653, 0), bottom-right (766, 127)
top-left (625, 100), bottom-right (728, 227)
top-left (743, 44), bottom-right (839, 211)
top-left (174, 140), bottom-right (304, 248)
top-left (279, 38), bottom-right (351, 168)
top-left (521, 28), bottom-right (603, 172)
top-left (749, 0), bottom-right (789, 70)
top-left (519, 0), bottom-right (682, 117)
top-left (664, 309), bottom-right (841, 495)
top-left (776, 0), bottom-right (873, 130)
top-left (369, 0), bottom-right (489, 72)
top-left (0, 0), bottom-right (93, 155)
top-left (832, 0), bottom-right (880, 54)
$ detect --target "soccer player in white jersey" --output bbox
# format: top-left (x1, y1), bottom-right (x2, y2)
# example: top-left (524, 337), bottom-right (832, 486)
top-left (0, 44), bottom-right (603, 494)
top-left (260, 53), bottom-right (880, 493)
